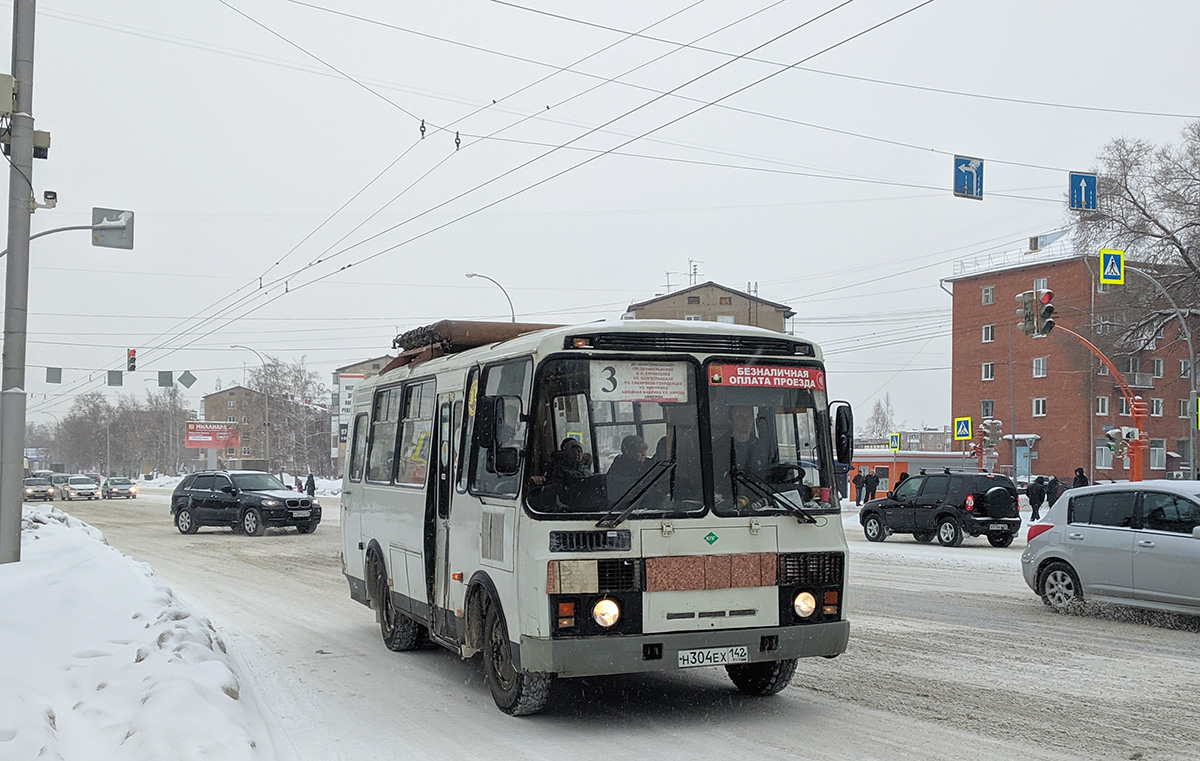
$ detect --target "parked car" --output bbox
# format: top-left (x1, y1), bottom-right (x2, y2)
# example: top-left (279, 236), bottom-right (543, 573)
top-left (1022, 480), bottom-right (1200, 616)
top-left (23, 477), bottom-right (54, 501)
top-left (170, 470), bottom-right (321, 536)
top-left (858, 469), bottom-right (1021, 547)
top-left (102, 477), bottom-right (138, 499)
top-left (61, 475), bottom-right (100, 501)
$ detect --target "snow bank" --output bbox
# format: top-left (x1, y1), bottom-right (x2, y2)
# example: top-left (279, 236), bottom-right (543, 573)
top-left (0, 505), bottom-right (276, 761)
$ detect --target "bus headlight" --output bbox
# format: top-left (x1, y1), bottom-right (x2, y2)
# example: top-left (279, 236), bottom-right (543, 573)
top-left (592, 599), bottom-right (621, 628)
top-left (793, 591), bottom-right (817, 618)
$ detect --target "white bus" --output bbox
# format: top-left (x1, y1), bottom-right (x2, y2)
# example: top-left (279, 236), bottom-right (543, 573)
top-left (341, 319), bottom-right (854, 715)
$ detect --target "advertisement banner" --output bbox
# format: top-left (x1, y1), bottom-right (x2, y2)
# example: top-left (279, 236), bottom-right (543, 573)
top-left (185, 422), bottom-right (240, 449)
top-left (707, 364), bottom-right (826, 391)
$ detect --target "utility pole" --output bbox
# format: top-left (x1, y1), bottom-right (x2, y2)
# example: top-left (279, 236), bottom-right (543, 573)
top-left (1, 1), bottom-right (37, 564)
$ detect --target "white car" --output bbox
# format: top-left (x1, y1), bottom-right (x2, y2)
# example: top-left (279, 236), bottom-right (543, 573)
top-left (62, 475), bottom-right (100, 501)
top-left (1021, 480), bottom-right (1200, 615)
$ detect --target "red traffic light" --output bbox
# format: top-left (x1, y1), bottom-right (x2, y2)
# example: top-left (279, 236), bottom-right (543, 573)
top-left (1038, 289), bottom-right (1054, 305)
top-left (126, 348), bottom-right (136, 372)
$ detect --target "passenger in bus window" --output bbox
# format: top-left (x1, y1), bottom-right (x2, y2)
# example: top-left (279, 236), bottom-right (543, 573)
top-left (606, 434), bottom-right (648, 502)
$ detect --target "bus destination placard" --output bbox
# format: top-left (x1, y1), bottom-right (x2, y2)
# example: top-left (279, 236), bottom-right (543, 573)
top-left (590, 360), bottom-right (689, 403)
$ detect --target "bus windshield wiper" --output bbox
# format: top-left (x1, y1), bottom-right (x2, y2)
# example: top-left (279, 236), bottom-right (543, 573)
top-left (727, 441), bottom-right (815, 524)
top-left (596, 458), bottom-right (675, 529)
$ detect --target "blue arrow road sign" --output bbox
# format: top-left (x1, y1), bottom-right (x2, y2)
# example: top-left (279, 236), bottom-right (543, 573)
top-left (954, 156), bottom-right (984, 200)
top-left (1069, 172), bottom-right (1098, 211)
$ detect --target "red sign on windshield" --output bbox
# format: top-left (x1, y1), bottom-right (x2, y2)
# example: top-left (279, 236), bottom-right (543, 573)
top-left (708, 364), bottom-right (825, 391)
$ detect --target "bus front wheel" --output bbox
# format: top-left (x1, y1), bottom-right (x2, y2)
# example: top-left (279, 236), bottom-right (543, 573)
top-left (483, 602), bottom-right (551, 716)
top-left (726, 658), bottom-right (797, 696)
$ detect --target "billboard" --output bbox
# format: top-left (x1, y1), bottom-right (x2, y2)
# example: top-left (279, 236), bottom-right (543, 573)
top-left (185, 422), bottom-right (240, 450)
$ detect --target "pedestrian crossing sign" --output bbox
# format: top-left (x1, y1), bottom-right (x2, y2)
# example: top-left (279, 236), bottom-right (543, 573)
top-left (888, 432), bottom-right (901, 452)
top-left (1099, 249), bottom-right (1124, 285)
top-left (953, 417), bottom-right (972, 441)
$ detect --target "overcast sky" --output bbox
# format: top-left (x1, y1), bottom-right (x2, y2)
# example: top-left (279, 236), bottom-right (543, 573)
top-left (5, 0), bottom-right (1199, 429)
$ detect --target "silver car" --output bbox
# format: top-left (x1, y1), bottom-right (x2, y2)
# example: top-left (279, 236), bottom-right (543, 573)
top-left (1021, 479), bottom-right (1200, 615)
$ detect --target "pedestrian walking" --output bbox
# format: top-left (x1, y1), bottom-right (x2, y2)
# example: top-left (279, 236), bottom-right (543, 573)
top-left (1027, 476), bottom-right (1046, 521)
top-left (294, 475), bottom-right (303, 492)
top-left (864, 470), bottom-right (880, 501)
top-left (305, 473), bottom-right (316, 497)
top-left (1072, 467), bottom-right (1089, 489)
top-left (852, 470), bottom-right (865, 506)
top-left (1046, 476), bottom-right (1061, 505)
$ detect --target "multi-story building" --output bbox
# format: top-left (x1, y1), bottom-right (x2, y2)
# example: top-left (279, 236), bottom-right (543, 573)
top-left (625, 281), bottom-right (794, 333)
top-left (947, 249), bottom-right (1196, 483)
top-left (331, 355), bottom-right (393, 475)
top-left (201, 386), bottom-right (265, 467)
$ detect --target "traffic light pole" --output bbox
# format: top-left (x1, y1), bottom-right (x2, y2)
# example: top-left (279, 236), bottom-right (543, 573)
top-left (0, 0), bottom-right (37, 565)
top-left (1054, 326), bottom-right (1147, 482)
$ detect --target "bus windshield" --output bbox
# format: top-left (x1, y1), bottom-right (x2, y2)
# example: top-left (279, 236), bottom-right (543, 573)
top-left (524, 357), bottom-right (705, 520)
top-left (706, 361), bottom-right (835, 517)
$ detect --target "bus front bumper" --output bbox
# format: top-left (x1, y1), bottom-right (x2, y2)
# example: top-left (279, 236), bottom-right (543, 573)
top-left (518, 620), bottom-right (849, 678)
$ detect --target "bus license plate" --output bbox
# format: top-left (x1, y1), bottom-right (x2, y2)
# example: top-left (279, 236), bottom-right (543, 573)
top-left (677, 646), bottom-right (749, 668)
top-left (292, 510), bottom-right (311, 518)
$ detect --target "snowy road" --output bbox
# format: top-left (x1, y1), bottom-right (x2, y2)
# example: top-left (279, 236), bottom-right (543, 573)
top-left (64, 492), bottom-right (1200, 761)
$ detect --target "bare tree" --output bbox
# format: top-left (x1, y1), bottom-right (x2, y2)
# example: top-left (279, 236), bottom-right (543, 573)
top-left (1071, 121), bottom-right (1200, 358)
top-left (862, 393), bottom-right (897, 440)
top-left (247, 355), bottom-right (332, 476)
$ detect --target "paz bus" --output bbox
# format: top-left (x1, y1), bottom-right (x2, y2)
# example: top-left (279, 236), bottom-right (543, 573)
top-left (340, 319), bottom-right (854, 715)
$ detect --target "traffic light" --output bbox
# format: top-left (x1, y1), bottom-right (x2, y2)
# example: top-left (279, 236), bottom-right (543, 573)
top-left (1014, 291), bottom-right (1037, 335)
top-left (1104, 427), bottom-right (1124, 453)
top-left (1034, 289), bottom-right (1055, 335)
top-left (127, 348), bottom-right (136, 372)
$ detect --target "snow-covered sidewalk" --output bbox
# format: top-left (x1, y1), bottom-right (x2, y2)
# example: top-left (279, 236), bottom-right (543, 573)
top-left (0, 505), bottom-right (277, 761)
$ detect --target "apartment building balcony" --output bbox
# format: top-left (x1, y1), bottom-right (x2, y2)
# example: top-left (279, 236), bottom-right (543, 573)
top-left (1126, 372), bottom-right (1155, 389)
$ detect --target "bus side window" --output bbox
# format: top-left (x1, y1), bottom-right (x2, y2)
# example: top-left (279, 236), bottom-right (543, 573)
top-left (367, 386), bottom-right (402, 483)
top-left (396, 380), bottom-right (436, 486)
top-left (348, 413), bottom-right (368, 482)
top-left (469, 358), bottom-right (531, 496)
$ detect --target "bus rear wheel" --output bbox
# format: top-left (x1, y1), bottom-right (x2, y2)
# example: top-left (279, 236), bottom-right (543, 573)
top-left (726, 658), bottom-right (797, 695)
top-left (483, 602), bottom-right (550, 716)
top-left (373, 557), bottom-right (422, 652)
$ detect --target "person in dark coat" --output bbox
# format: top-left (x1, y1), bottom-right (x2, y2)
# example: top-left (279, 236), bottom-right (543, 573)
top-left (1046, 476), bottom-right (1061, 505)
top-left (606, 434), bottom-right (649, 501)
top-left (1072, 468), bottom-right (1089, 489)
top-left (1027, 476), bottom-right (1046, 521)
top-left (852, 470), bottom-right (865, 506)
top-left (305, 473), bottom-right (316, 497)
top-left (864, 470), bottom-right (880, 501)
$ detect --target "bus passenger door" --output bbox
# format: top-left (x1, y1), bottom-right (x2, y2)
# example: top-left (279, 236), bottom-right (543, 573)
top-left (431, 397), bottom-right (458, 641)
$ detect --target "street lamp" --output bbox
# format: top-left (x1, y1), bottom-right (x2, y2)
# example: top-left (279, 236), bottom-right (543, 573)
top-left (465, 272), bottom-right (515, 323)
top-left (231, 345), bottom-right (269, 471)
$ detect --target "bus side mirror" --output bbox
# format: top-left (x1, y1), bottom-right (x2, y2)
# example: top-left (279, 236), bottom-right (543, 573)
top-left (493, 446), bottom-right (521, 475)
top-left (475, 396), bottom-right (499, 448)
top-left (832, 402), bottom-right (854, 465)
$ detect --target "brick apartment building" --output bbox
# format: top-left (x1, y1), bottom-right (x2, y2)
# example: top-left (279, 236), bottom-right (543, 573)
top-left (947, 249), bottom-right (1196, 483)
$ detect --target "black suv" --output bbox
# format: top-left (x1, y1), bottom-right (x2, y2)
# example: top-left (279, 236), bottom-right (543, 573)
top-left (171, 470), bottom-right (321, 536)
top-left (858, 470), bottom-right (1020, 547)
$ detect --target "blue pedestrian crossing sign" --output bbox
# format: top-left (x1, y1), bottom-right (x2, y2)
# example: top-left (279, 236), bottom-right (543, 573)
top-left (1099, 248), bottom-right (1124, 285)
top-left (953, 156), bottom-right (984, 200)
top-left (953, 416), bottom-right (972, 441)
top-left (1069, 172), bottom-right (1098, 211)
top-left (888, 432), bottom-right (901, 452)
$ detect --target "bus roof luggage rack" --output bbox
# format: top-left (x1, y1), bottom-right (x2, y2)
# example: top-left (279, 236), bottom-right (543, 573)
top-left (385, 320), bottom-right (560, 372)
top-left (568, 332), bottom-right (813, 357)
